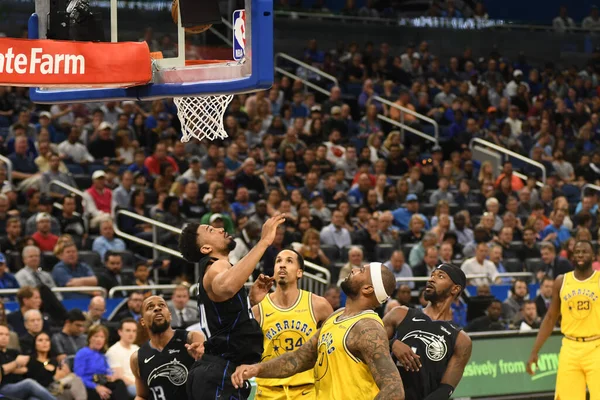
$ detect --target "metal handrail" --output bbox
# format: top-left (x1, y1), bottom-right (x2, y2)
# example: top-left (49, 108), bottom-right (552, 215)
top-left (275, 52), bottom-right (339, 88)
top-left (374, 95), bottom-right (439, 143)
top-left (377, 114), bottom-right (438, 145)
top-left (497, 272), bottom-right (534, 279)
top-left (581, 183), bottom-right (600, 198)
top-left (0, 286), bottom-right (106, 297)
top-left (0, 155), bottom-right (13, 184)
top-left (275, 67), bottom-right (332, 96)
top-left (109, 284), bottom-right (177, 298)
top-left (396, 274), bottom-right (489, 283)
top-left (469, 138), bottom-right (547, 183)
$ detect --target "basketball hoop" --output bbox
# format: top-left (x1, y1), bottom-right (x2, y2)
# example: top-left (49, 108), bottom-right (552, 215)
top-left (174, 94), bottom-right (233, 143)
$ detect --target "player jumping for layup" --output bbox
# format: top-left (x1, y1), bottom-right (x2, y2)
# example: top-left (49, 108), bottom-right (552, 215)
top-left (232, 263), bottom-right (405, 400)
top-left (383, 264), bottom-right (472, 400)
top-left (253, 249), bottom-right (333, 399)
top-left (527, 240), bottom-right (600, 400)
top-left (130, 295), bottom-right (205, 400)
top-left (178, 215), bottom-right (286, 400)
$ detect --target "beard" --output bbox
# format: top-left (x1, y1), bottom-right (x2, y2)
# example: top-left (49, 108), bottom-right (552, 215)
top-left (424, 286), bottom-right (452, 303)
top-left (227, 238), bottom-right (237, 252)
top-left (340, 278), bottom-right (359, 299)
top-left (149, 319), bottom-right (170, 334)
top-left (575, 260), bottom-right (592, 271)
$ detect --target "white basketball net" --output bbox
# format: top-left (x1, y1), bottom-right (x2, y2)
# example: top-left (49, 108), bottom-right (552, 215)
top-left (174, 94), bottom-right (234, 143)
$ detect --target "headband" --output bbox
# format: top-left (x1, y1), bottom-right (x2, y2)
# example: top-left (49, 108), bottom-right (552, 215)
top-left (436, 263), bottom-right (466, 293)
top-left (369, 262), bottom-right (389, 304)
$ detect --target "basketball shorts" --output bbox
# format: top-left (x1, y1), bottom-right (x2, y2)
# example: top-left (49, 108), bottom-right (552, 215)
top-left (186, 355), bottom-right (252, 400)
top-left (555, 337), bottom-right (600, 400)
top-left (255, 384), bottom-right (316, 400)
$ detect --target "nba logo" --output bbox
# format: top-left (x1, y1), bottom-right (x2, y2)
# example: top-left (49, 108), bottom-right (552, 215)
top-left (233, 10), bottom-right (246, 61)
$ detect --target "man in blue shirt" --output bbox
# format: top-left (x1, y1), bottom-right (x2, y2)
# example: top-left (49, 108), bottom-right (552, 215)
top-left (0, 253), bottom-right (19, 291)
top-left (51, 242), bottom-right (98, 300)
top-left (92, 219), bottom-right (126, 261)
top-left (392, 194), bottom-right (430, 230)
top-left (540, 208), bottom-right (571, 249)
top-left (8, 136), bottom-right (38, 185)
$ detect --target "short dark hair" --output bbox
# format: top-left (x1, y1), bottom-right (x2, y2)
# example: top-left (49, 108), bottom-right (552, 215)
top-left (119, 317), bottom-right (137, 330)
top-left (105, 250), bottom-right (122, 263)
top-left (134, 261), bottom-right (148, 271)
top-left (278, 248), bottom-right (305, 270)
top-left (66, 308), bottom-right (86, 323)
top-left (178, 223), bottom-right (203, 262)
top-left (540, 275), bottom-right (553, 285)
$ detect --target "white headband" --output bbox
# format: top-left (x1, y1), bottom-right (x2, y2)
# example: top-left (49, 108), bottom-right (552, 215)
top-left (369, 262), bottom-right (389, 304)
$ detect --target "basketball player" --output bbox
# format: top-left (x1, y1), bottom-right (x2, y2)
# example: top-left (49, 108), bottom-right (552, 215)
top-left (178, 215), bottom-right (286, 400)
top-left (130, 295), bottom-right (205, 400)
top-left (253, 249), bottom-right (334, 399)
top-left (527, 240), bottom-right (600, 400)
top-left (231, 263), bottom-right (405, 400)
top-left (383, 264), bottom-right (472, 400)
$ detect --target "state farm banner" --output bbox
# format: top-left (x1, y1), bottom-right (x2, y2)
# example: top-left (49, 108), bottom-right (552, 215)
top-left (0, 38), bottom-right (152, 87)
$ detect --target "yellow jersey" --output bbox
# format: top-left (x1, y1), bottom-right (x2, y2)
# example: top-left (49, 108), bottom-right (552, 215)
top-left (560, 271), bottom-right (600, 338)
top-left (314, 309), bottom-right (380, 400)
top-left (256, 290), bottom-right (317, 388)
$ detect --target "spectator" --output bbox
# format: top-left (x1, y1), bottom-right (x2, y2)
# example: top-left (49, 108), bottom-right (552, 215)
top-left (9, 136), bottom-right (40, 187)
top-left (111, 292), bottom-right (144, 322)
top-left (7, 286), bottom-right (51, 337)
top-left (181, 156), bottom-right (205, 184)
top-left (513, 300), bottom-right (541, 331)
top-left (51, 242), bottom-right (98, 300)
top-left (19, 309), bottom-right (46, 354)
top-left (106, 318), bottom-right (139, 398)
top-left (553, 5), bottom-right (575, 32)
top-left (235, 158), bottom-right (264, 193)
top-left (347, 173), bottom-right (372, 206)
top-left (320, 210), bottom-right (352, 249)
top-left (92, 219), bottom-right (126, 261)
top-left (0, 217), bottom-right (21, 253)
top-left (229, 220), bottom-right (261, 265)
top-left (112, 170), bottom-right (134, 211)
top-left (384, 250), bottom-right (414, 289)
top-left (460, 242), bottom-right (500, 286)
top-left (300, 228), bottom-right (332, 268)
top-left (58, 127), bottom-right (94, 165)
top-left (89, 122), bottom-right (117, 160)
top-left (453, 212), bottom-right (474, 247)
top-left (97, 251), bottom-right (134, 296)
top-left (58, 195), bottom-right (86, 242)
top-left (51, 309), bottom-right (87, 361)
top-left (323, 285), bottom-right (341, 311)
top-left (392, 194), bottom-right (430, 231)
top-left (231, 187), bottom-right (255, 219)
top-left (27, 331), bottom-right (87, 400)
top-left (84, 296), bottom-right (108, 332)
top-left (0, 324), bottom-right (55, 400)
top-left (15, 246), bottom-right (60, 297)
top-left (538, 242), bottom-right (573, 280)
top-left (179, 180), bottom-right (205, 219)
top-left (83, 170), bottom-right (113, 227)
top-left (540, 208), bottom-right (571, 249)
top-left (73, 324), bottom-right (129, 400)
top-left (412, 246), bottom-right (439, 288)
top-left (502, 279), bottom-right (529, 323)
top-left (582, 6), bottom-right (600, 30)
top-left (24, 195), bottom-right (60, 236)
top-left (408, 232), bottom-right (437, 267)
top-left (167, 285), bottom-right (199, 329)
top-left (517, 227), bottom-right (541, 260)
top-left (438, 242), bottom-right (454, 264)
top-left (0, 253), bottom-right (19, 291)
top-left (31, 212), bottom-right (59, 252)
top-left (466, 299), bottom-right (506, 332)
top-left (144, 142), bottom-right (178, 177)
top-left (337, 246), bottom-right (364, 285)
top-left (535, 276), bottom-right (554, 318)
top-left (39, 152), bottom-right (77, 199)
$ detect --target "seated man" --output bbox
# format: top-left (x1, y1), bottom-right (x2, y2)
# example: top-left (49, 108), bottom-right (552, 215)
top-left (83, 296), bottom-right (108, 332)
top-left (6, 286), bottom-right (51, 337)
top-left (15, 245), bottom-right (62, 300)
top-left (51, 242), bottom-right (98, 300)
top-left (92, 218), bottom-right (126, 261)
top-left (51, 309), bottom-right (87, 362)
top-left (0, 324), bottom-right (54, 400)
top-left (18, 309), bottom-right (45, 354)
top-left (98, 251), bottom-right (134, 296)
top-left (167, 285), bottom-right (199, 329)
top-left (31, 212), bottom-right (59, 252)
top-left (106, 318), bottom-right (139, 397)
top-left (110, 292), bottom-right (143, 322)
top-left (0, 252), bottom-right (19, 292)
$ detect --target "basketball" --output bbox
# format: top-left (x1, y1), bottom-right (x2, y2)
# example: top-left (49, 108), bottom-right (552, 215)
top-left (171, 0), bottom-right (212, 34)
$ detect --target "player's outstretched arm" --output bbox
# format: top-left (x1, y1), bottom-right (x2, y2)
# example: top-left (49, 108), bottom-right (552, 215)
top-left (527, 274), bottom-right (564, 375)
top-left (231, 330), bottom-right (319, 388)
top-left (211, 215), bottom-right (285, 301)
top-left (346, 319), bottom-right (405, 400)
top-left (130, 350), bottom-right (149, 400)
top-left (423, 331), bottom-right (472, 400)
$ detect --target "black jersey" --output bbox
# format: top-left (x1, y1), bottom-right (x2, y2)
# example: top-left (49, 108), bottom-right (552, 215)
top-left (138, 329), bottom-right (195, 400)
top-left (197, 256), bottom-right (263, 365)
top-left (392, 308), bottom-right (461, 400)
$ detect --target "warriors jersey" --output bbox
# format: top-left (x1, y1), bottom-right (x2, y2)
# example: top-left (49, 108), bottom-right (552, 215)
top-left (314, 309), bottom-right (381, 400)
top-left (560, 271), bottom-right (600, 338)
top-left (392, 308), bottom-right (461, 400)
top-left (256, 290), bottom-right (317, 388)
top-left (138, 329), bottom-right (195, 400)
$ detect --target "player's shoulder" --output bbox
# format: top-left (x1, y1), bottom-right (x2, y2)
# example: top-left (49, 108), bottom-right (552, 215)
top-left (383, 305), bottom-right (411, 325)
top-left (310, 293), bottom-right (334, 318)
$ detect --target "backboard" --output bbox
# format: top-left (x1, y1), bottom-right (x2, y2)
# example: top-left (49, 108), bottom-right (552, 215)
top-left (27, 0), bottom-right (273, 103)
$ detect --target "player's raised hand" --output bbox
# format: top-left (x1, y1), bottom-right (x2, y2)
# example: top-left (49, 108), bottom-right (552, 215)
top-left (231, 364), bottom-right (260, 389)
top-left (526, 353), bottom-right (538, 375)
top-left (391, 340), bottom-right (421, 372)
top-left (185, 341), bottom-right (205, 360)
top-left (260, 214), bottom-right (286, 246)
top-left (249, 274), bottom-right (275, 306)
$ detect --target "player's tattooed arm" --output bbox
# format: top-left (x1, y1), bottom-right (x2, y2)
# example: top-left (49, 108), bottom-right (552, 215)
top-left (347, 319), bottom-right (405, 400)
top-left (130, 350), bottom-right (149, 400)
top-left (231, 331), bottom-right (319, 388)
top-left (438, 331), bottom-right (472, 388)
top-left (185, 330), bottom-right (205, 360)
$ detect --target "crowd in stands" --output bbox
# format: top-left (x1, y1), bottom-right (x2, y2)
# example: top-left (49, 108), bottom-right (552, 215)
top-left (0, 15), bottom-right (599, 396)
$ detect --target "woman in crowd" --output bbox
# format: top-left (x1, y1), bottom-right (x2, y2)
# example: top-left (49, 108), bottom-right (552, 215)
top-left (300, 228), bottom-right (331, 268)
top-left (27, 332), bottom-right (87, 400)
top-left (74, 325), bottom-right (128, 400)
